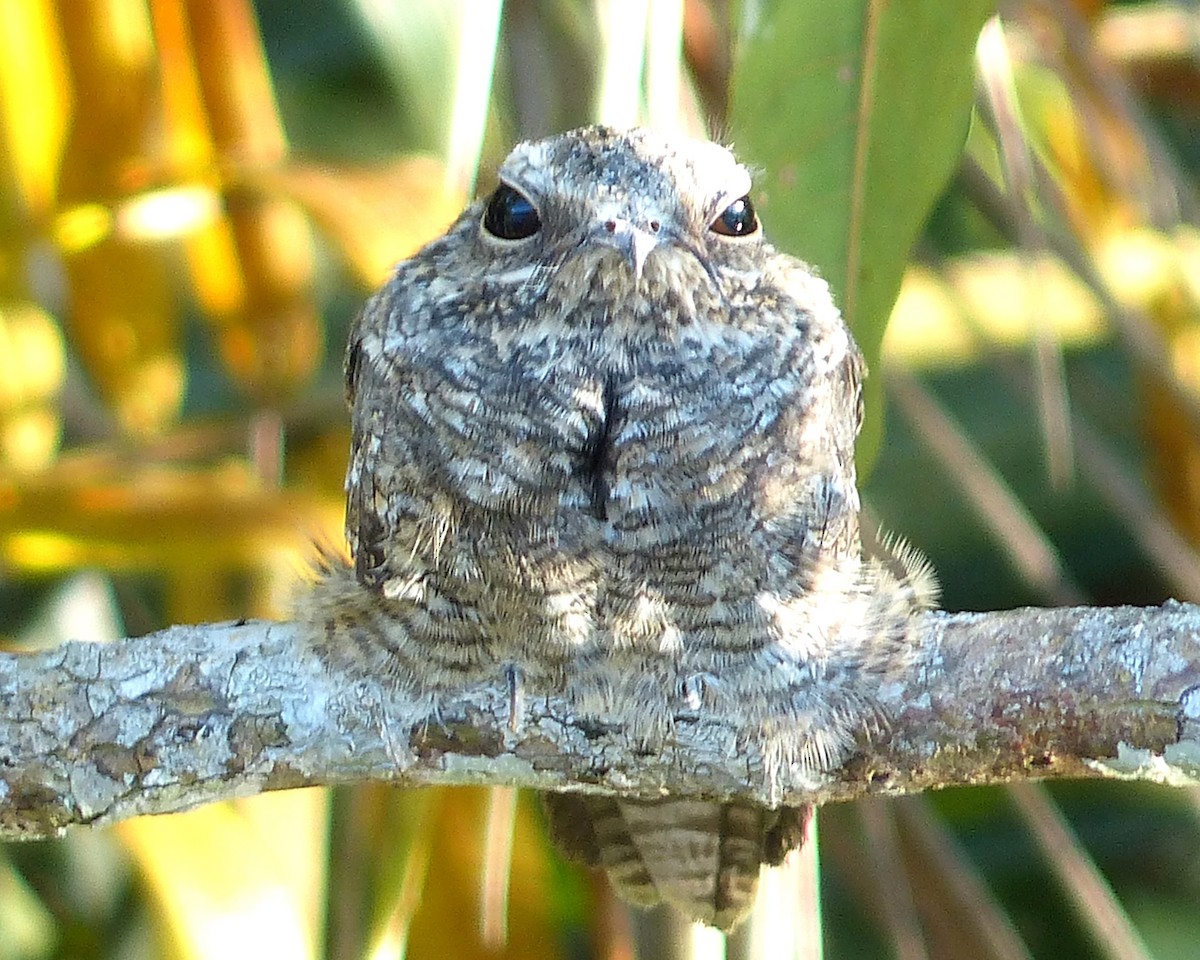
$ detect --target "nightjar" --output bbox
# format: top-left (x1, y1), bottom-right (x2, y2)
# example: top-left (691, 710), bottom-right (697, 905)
top-left (308, 125), bottom-right (933, 930)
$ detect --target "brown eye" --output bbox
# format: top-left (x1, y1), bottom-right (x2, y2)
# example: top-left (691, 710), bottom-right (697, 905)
top-left (710, 196), bottom-right (758, 237)
top-left (483, 184), bottom-right (541, 240)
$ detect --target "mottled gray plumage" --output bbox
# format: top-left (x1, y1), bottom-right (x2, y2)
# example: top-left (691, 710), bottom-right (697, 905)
top-left (309, 126), bottom-right (933, 930)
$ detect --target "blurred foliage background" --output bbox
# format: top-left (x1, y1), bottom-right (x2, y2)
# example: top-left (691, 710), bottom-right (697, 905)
top-left (1, 0), bottom-right (1199, 958)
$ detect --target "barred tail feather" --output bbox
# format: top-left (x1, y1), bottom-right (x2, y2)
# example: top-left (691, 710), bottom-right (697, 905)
top-left (543, 793), bottom-right (809, 931)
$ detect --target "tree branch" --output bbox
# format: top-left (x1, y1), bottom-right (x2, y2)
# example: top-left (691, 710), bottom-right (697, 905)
top-left (2, 603), bottom-right (1199, 841)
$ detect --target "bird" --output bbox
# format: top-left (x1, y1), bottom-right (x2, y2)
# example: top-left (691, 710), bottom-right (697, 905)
top-left (304, 125), bottom-right (934, 931)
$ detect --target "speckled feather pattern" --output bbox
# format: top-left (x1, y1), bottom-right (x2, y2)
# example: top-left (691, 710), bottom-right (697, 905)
top-left (306, 126), bottom-right (933, 930)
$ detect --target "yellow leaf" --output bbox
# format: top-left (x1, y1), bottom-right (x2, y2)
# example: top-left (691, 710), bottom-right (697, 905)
top-left (118, 792), bottom-right (327, 960)
top-left (244, 159), bottom-right (464, 288)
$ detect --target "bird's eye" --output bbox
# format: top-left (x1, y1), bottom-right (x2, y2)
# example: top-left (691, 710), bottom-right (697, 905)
top-left (710, 196), bottom-right (759, 237)
top-left (483, 184), bottom-right (541, 240)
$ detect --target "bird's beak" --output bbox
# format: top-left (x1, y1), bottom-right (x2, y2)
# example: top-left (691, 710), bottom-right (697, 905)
top-left (594, 219), bottom-right (660, 280)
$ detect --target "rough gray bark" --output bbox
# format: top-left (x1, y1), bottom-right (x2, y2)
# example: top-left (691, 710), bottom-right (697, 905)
top-left (1, 603), bottom-right (1199, 841)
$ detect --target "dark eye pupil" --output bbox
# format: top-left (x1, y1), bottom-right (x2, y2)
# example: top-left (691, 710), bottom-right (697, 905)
top-left (483, 184), bottom-right (541, 240)
top-left (711, 196), bottom-right (758, 237)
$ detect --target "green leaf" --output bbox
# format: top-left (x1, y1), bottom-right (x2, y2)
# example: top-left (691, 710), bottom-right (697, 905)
top-left (730, 0), bottom-right (995, 463)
